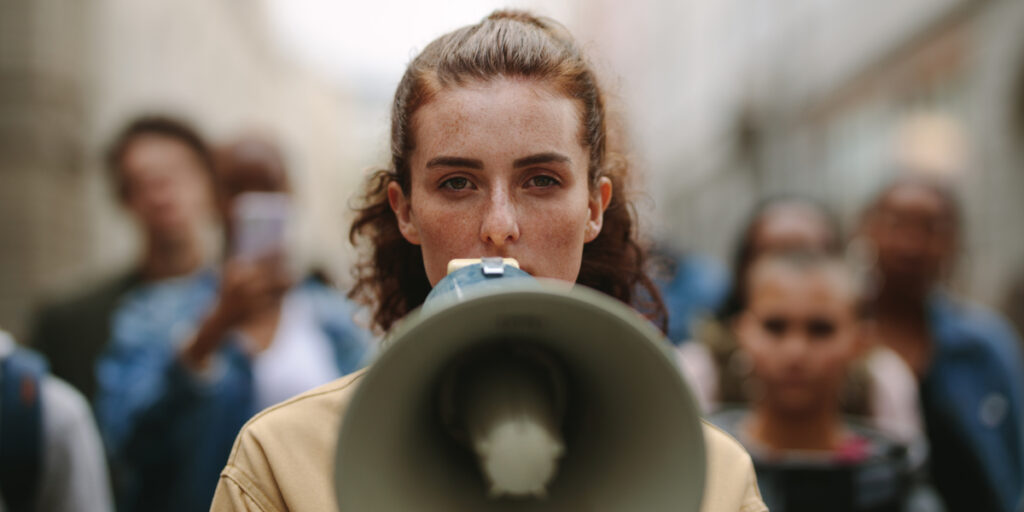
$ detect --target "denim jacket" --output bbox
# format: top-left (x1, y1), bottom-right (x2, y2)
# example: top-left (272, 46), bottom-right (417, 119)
top-left (94, 270), bottom-right (372, 512)
top-left (925, 293), bottom-right (1024, 512)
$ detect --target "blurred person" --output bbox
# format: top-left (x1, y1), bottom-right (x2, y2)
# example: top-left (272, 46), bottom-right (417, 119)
top-left (677, 196), bottom-right (921, 446)
top-left (717, 195), bottom-right (845, 322)
top-left (860, 175), bottom-right (1024, 512)
top-left (0, 328), bottom-right (112, 512)
top-left (680, 196), bottom-right (844, 411)
top-left (211, 10), bottom-right (767, 512)
top-left (713, 252), bottom-right (932, 512)
top-left (94, 136), bottom-right (372, 512)
top-left (649, 245), bottom-right (729, 344)
top-left (28, 115), bottom-right (216, 399)
top-left (1000, 271), bottom-right (1024, 354)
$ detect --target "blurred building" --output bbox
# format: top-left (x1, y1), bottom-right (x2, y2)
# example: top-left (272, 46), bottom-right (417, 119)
top-left (6, 0), bottom-right (1024, 339)
top-left (0, 0), bottom-right (363, 339)
top-left (577, 0), bottom-right (1024, 308)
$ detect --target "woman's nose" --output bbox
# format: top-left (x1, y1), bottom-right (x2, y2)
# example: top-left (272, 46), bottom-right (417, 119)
top-left (479, 190), bottom-right (520, 247)
top-left (780, 334), bottom-right (809, 360)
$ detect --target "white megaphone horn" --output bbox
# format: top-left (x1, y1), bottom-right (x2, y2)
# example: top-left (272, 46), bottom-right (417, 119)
top-left (334, 258), bottom-right (706, 511)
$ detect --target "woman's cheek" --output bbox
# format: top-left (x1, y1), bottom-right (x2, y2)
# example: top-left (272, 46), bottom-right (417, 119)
top-left (532, 197), bottom-right (589, 240)
top-left (424, 214), bottom-right (476, 254)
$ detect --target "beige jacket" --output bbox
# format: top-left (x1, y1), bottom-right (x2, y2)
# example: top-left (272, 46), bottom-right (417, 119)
top-left (211, 371), bottom-right (767, 512)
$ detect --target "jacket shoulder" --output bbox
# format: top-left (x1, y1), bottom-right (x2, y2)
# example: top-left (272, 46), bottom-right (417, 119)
top-left (218, 371), bottom-right (367, 511)
top-left (230, 370), bottom-right (365, 455)
top-left (701, 420), bottom-right (768, 512)
top-left (702, 419), bottom-right (753, 466)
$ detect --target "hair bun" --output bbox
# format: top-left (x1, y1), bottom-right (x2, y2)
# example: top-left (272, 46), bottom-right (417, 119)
top-left (486, 9), bottom-right (546, 28)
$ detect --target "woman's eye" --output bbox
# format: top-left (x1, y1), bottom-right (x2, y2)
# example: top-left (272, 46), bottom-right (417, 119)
top-left (807, 318), bottom-right (837, 339)
top-left (526, 175), bottom-right (559, 188)
top-left (762, 317), bottom-right (788, 337)
top-left (441, 177), bottom-right (471, 190)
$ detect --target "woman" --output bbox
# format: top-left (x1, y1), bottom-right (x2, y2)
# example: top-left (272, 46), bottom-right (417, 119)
top-left (713, 252), bottom-right (929, 511)
top-left (678, 196), bottom-right (847, 411)
top-left (211, 11), bottom-right (765, 511)
top-left (677, 196), bottom-right (922, 446)
top-left (717, 196), bottom-right (844, 323)
top-left (860, 176), bottom-right (1024, 512)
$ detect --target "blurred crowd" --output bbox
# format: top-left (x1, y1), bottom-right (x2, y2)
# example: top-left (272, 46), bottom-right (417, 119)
top-left (4, 116), bottom-right (373, 511)
top-left (2, 113), bottom-right (1023, 511)
top-left (663, 182), bottom-right (1024, 511)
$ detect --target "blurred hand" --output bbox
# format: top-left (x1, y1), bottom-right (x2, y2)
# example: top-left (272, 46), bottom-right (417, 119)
top-left (214, 253), bottom-right (292, 327)
top-left (181, 252), bottom-right (293, 369)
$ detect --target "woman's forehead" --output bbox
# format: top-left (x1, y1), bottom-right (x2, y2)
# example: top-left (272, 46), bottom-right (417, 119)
top-left (411, 80), bottom-right (584, 156)
top-left (879, 183), bottom-right (949, 219)
top-left (749, 264), bottom-right (856, 309)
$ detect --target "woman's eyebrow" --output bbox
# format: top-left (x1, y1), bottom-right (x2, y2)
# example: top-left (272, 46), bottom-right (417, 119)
top-left (425, 156), bottom-right (483, 169)
top-left (513, 152), bottom-right (570, 168)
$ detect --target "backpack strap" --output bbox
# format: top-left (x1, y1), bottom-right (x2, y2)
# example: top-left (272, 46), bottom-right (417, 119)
top-left (0, 349), bottom-right (47, 512)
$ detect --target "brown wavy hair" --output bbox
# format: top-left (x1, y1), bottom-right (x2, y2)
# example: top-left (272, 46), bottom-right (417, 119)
top-left (349, 10), bottom-right (666, 334)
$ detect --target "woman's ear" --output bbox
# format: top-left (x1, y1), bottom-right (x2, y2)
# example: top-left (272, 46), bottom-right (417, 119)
top-left (584, 176), bottom-right (613, 242)
top-left (387, 181), bottom-right (421, 245)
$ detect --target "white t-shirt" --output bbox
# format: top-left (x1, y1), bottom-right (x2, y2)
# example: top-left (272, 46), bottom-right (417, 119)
top-left (250, 291), bottom-right (342, 411)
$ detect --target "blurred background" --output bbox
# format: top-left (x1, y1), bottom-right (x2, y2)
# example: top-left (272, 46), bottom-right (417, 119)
top-left (2, 0), bottom-right (1024, 342)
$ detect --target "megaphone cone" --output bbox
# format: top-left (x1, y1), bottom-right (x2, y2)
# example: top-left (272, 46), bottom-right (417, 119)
top-left (335, 263), bottom-right (706, 511)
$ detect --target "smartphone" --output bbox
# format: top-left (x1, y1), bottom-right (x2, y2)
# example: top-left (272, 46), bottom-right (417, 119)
top-left (231, 192), bottom-right (291, 261)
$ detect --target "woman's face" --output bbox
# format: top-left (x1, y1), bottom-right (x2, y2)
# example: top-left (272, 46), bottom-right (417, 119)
top-left (864, 184), bottom-right (955, 292)
top-left (389, 78), bottom-right (612, 286)
top-left (737, 264), bottom-right (861, 414)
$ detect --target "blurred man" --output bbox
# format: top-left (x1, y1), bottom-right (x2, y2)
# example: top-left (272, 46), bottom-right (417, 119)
top-left (94, 135), bottom-right (371, 512)
top-left (862, 175), bottom-right (1024, 512)
top-left (28, 115), bottom-right (216, 399)
top-left (1001, 272), bottom-right (1024, 354)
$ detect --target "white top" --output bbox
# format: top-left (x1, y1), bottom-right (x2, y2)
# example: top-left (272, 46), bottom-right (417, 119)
top-left (0, 329), bottom-right (113, 512)
top-left (251, 290), bottom-right (341, 411)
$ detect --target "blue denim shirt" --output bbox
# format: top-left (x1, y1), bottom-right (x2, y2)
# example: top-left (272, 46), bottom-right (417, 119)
top-left (925, 293), bottom-right (1024, 512)
top-left (94, 270), bottom-right (372, 512)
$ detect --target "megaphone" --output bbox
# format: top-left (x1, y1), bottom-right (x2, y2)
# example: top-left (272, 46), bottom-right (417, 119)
top-left (335, 259), bottom-right (706, 511)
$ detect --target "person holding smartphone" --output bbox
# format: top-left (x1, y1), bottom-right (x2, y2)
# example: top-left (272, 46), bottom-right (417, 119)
top-left (211, 11), bottom-right (766, 512)
top-left (29, 115), bottom-right (217, 401)
top-left (94, 136), bottom-right (372, 512)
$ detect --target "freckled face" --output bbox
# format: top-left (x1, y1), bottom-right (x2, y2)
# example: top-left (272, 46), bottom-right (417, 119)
top-left (389, 79), bottom-right (612, 286)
